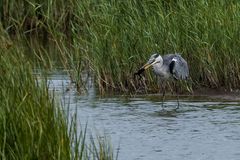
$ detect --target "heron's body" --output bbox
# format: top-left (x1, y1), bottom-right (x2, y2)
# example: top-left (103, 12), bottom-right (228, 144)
top-left (152, 54), bottom-right (189, 80)
top-left (135, 53), bottom-right (189, 109)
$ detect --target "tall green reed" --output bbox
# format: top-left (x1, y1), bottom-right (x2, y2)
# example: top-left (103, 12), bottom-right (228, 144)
top-left (0, 46), bottom-right (69, 159)
top-left (0, 36), bottom-right (115, 159)
top-left (2, 0), bottom-right (240, 93)
top-left (71, 0), bottom-right (240, 92)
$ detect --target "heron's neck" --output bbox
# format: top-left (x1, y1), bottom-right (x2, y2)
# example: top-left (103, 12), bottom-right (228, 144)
top-left (153, 62), bottom-right (163, 68)
top-left (152, 61), bottom-right (164, 75)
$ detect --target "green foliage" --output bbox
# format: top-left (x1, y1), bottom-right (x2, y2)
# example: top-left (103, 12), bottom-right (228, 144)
top-left (0, 42), bottom-right (114, 159)
top-left (0, 46), bottom-right (70, 159)
top-left (2, 0), bottom-right (240, 92)
top-left (71, 0), bottom-right (240, 92)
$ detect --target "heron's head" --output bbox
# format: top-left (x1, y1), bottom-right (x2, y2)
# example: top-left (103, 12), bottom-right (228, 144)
top-left (134, 53), bottom-right (163, 77)
top-left (142, 53), bottom-right (163, 70)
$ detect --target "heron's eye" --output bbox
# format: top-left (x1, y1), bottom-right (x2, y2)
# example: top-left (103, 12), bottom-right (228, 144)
top-left (153, 54), bottom-right (159, 58)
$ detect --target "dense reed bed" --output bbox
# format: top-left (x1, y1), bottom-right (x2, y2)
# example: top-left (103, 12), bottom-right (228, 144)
top-left (0, 35), bottom-right (115, 159)
top-left (2, 0), bottom-right (240, 93)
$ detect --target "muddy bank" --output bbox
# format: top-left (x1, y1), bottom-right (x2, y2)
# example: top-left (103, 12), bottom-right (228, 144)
top-left (192, 88), bottom-right (240, 101)
top-left (126, 87), bottom-right (240, 102)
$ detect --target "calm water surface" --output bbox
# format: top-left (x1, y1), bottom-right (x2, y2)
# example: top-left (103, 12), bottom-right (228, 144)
top-left (45, 71), bottom-right (240, 160)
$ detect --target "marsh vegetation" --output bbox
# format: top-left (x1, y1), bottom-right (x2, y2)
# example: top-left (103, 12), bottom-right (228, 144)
top-left (2, 0), bottom-right (240, 92)
top-left (1, 0), bottom-right (240, 159)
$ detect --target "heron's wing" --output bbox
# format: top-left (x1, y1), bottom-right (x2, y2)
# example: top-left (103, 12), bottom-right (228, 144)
top-left (168, 54), bottom-right (189, 80)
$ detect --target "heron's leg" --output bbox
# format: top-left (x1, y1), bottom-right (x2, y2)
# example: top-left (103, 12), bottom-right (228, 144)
top-left (175, 82), bottom-right (180, 109)
top-left (161, 81), bottom-right (166, 109)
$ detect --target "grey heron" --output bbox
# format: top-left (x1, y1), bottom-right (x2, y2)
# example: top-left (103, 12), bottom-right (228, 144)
top-left (135, 53), bottom-right (189, 109)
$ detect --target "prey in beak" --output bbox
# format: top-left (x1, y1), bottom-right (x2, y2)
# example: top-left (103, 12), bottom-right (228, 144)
top-left (134, 58), bottom-right (157, 78)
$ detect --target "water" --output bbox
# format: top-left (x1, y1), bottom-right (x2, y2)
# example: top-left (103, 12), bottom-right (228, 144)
top-left (45, 71), bottom-right (240, 160)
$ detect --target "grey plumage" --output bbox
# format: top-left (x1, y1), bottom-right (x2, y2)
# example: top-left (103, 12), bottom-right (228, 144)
top-left (135, 53), bottom-right (189, 109)
top-left (141, 53), bottom-right (189, 81)
top-left (162, 54), bottom-right (189, 80)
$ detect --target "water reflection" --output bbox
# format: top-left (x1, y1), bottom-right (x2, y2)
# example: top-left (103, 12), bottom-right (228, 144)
top-left (44, 71), bottom-right (240, 160)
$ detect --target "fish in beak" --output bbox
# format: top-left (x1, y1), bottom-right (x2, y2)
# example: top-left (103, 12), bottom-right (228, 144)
top-left (134, 59), bottom-right (157, 77)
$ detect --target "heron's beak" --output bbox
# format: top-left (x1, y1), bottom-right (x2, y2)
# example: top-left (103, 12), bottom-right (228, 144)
top-left (142, 60), bottom-right (157, 70)
top-left (142, 63), bottom-right (152, 70)
top-left (134, 59), bottom-right (157, 77)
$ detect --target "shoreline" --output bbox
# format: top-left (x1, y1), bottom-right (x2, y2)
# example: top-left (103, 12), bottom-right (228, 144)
top-left (190, 87), bottom-right (240, 101)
